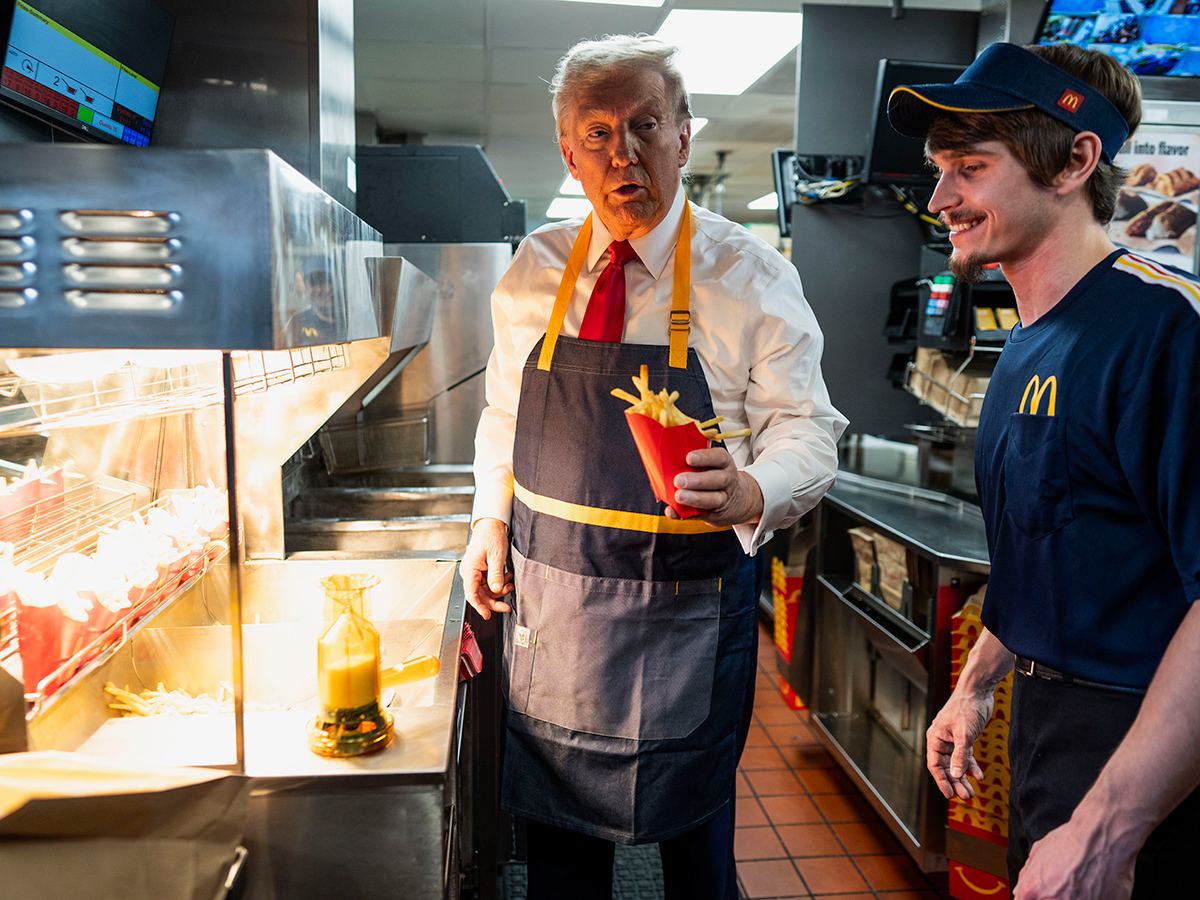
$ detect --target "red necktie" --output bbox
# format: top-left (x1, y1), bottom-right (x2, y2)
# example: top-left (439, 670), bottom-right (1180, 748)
top-left (579, 240), bottom-right (637, 342)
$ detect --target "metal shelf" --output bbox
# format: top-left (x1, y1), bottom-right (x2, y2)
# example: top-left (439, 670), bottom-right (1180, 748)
top-left (0, 346), bottom-right (348, 437)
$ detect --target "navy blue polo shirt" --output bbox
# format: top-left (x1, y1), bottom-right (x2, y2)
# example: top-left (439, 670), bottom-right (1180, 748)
top-left (976, 250), bottom-right (1200, 688)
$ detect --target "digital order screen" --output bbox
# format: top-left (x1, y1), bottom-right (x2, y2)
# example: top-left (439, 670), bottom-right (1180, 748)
top-left (1, 0), bottom-right (162, 145)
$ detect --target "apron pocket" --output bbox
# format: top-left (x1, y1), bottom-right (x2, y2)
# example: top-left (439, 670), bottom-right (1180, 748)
top-left (506, 546), bottom-right (720, 742)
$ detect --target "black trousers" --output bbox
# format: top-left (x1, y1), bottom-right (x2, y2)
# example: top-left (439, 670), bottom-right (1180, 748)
top-left (1008, 670), bottom-right (1200, 897)
top-left (524, 612), bottom-right (760, 900)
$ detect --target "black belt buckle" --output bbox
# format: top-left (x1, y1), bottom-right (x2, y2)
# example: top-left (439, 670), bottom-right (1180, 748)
top-left (1015, 654), bottom-right (1067, 683)
top-left (1014, 654), bottom-right (1145, 695)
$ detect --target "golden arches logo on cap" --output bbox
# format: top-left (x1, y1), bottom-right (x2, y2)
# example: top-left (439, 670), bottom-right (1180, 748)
top-left (885, 43), bottom-right (1131, 162)
top-left (1058, 89), bottom-right (1084, 113)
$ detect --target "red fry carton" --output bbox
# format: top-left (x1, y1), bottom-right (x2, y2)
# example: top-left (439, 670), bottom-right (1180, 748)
top-left (0, 480), bottom-right (37, 544)
top-left (16, 602), bottom-right (64, 695)
top-left (624, 409), bottom-right (709, 519)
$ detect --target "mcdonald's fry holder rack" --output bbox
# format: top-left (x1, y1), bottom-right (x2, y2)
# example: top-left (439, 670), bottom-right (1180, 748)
top-left (0, 145), bottom-right (469, 900)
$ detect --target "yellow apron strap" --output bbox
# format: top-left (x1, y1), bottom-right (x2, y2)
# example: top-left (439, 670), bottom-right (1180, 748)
top-left (538, 202), bottom-right (693, 372)
top-left (513, 480), bottom-right (730, 534)
top-left (538, 214), bottom-right (594, 371)
top-left (669, 202), bottom-right (692, 369)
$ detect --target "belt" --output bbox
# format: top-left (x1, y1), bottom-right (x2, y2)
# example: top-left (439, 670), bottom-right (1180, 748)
top-left (1014, 655), bottom-right (1146, 696)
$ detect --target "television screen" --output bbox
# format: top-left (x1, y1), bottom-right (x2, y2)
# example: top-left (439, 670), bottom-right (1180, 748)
top-left (771, 149), bottom-right (798, 238)
top-left (1035, 0), bottom-right (1200, 79)
top-left (863, 59), bottom-right (967, 188)
top-left (1, 0), bottom-right (174, 146)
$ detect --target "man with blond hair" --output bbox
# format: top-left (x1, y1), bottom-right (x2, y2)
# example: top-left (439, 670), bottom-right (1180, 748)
top-left (461, 33), bottom-right (845, 900)
top-left (890, 42), bottom-right (1200, 899)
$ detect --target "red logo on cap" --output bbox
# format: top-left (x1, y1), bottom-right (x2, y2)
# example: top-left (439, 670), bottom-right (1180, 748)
top-left (1058, 90), bottom-right (1084, 113)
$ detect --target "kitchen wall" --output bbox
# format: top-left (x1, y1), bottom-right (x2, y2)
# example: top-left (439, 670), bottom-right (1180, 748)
top-left (791, 4), bottom-right (979, 439)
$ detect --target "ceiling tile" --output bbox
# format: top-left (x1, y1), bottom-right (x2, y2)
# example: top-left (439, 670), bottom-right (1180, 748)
top-left (355, 40), bottom-right (487, 83)
top-left (354, 0), bottom-right (488, 44)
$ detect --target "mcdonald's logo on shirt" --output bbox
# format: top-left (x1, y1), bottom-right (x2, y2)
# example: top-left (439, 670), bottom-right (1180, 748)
top-left (1019, 375), bottom-right (1057, 416)
top-left (1058, 89), bottom-right (1083, 113)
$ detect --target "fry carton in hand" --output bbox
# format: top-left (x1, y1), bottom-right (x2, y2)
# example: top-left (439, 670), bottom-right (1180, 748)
top-left (612, 366), bottom-right (751, 519)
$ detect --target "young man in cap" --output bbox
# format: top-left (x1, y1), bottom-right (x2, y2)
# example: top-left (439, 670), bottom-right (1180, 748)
top-left (889, 42), bottom-right (1200, 899)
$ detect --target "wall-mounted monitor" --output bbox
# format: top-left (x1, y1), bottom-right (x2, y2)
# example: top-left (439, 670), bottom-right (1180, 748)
top-left (770, 149), bottom-right (798, 238)
top-left (862, 59), bottom-right (967, 188)
top-left (1, 0), bottom-right (174, 146)
top-left (1034, 0), bottom-right (1200, 101)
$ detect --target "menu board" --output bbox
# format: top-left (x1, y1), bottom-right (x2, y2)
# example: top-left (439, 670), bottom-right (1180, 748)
top-left (1108, 129), bottom-right (1200, 273)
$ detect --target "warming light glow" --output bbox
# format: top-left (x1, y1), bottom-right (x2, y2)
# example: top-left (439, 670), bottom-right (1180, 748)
top-left (656, 10), bottom-right (803, 96)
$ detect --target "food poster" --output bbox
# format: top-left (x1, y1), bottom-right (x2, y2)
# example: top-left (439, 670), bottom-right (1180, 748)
top-left (1109, 129), bottom-right (1200, 273)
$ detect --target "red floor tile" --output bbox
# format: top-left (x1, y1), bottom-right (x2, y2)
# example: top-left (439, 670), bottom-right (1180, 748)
top-left (733, 624), bottom-right (942, 898)
top-left (781, 744), bottom-right (837, 770)
top-left (744, 724), bottom-right (773, 747)
top-left (760, 793), bottom-right (824, 825)
top-left (796, 766), bottom-right (855, 795)
top-left (775, 822), bottom-right (843, 858)
top-left (794, 855), bottom-right (869, 895)
top-left (746, 767), bottom-right (804, 797)
top-left (735, 825), bottom-right (788, 861)
top-left (812, 791), bottom-right (877, 823)
top-left (738, 859), bottom-right (809, 898)
top-left (755, 705), bottom-right (808, 725)
top-left (855, 853), bottom-right (933, 892)
top-left (765, 722), bottom-right (822, 748)
top-left (830, 820), bottom-right (903, 855)
top-left (740, 745), bottom-right (788, 770)
top-left (737, 770), bottom-right (754, 797)
top-left (737, 795), bottom-right (769, 827)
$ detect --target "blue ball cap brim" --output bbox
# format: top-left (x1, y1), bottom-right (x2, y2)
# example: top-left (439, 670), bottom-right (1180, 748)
top-left (887, 43), bottom-right (1131, 162)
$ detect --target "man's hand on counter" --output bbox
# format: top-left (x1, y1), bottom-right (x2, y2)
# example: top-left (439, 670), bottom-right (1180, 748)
top-left (667, 447), bottom-right (764, 528)
top-left (461, 517), bottom-right (513, 620)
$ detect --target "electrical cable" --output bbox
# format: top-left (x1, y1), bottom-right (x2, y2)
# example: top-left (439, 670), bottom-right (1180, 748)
top-left (890, 185), bottom-right (946, 229)
top-left (796, 176), bottom-right (860, 204)
top-left (788, 155), bottom-right (862, 205)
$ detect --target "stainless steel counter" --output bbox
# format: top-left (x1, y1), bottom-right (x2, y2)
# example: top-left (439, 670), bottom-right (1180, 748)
top-left (803, 473), bottom-right (990, 873)
top-left (30, 552), bottom-right (467, 900)
top-left (235, 553), bottom-right (468, 900)
top-left (825, 472), bottom-right (990, 574)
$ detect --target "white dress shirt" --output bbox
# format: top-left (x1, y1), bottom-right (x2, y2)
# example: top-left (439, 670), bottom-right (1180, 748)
top-left (472, 186), bottom-right (848, 553)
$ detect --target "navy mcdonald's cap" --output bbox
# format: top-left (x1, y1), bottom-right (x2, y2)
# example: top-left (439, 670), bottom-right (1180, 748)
top-left (887, 43), bottom-right (1130, 161)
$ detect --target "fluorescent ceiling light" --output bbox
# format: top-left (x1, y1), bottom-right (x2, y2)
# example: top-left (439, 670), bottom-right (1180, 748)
top-left (691, 117), bottom-right (709, 137)
top-left (547, 197), bottom-right (593, 219)
top-left (656, 10), bottom-right (802, 95)
top-left (748, 192), bottom-right (778, 211)
top-left (559, 176), bottom-right (585, 196)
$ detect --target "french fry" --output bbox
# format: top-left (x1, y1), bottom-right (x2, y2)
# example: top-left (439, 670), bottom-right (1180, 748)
top-left (105, 680), bottom-right (273, 716)
top-left (611, 367), bottom-right (752, 442)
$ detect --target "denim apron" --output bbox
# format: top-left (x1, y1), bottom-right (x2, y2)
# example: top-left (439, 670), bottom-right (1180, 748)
top-left (500, 204), bottom-right (758, 844)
